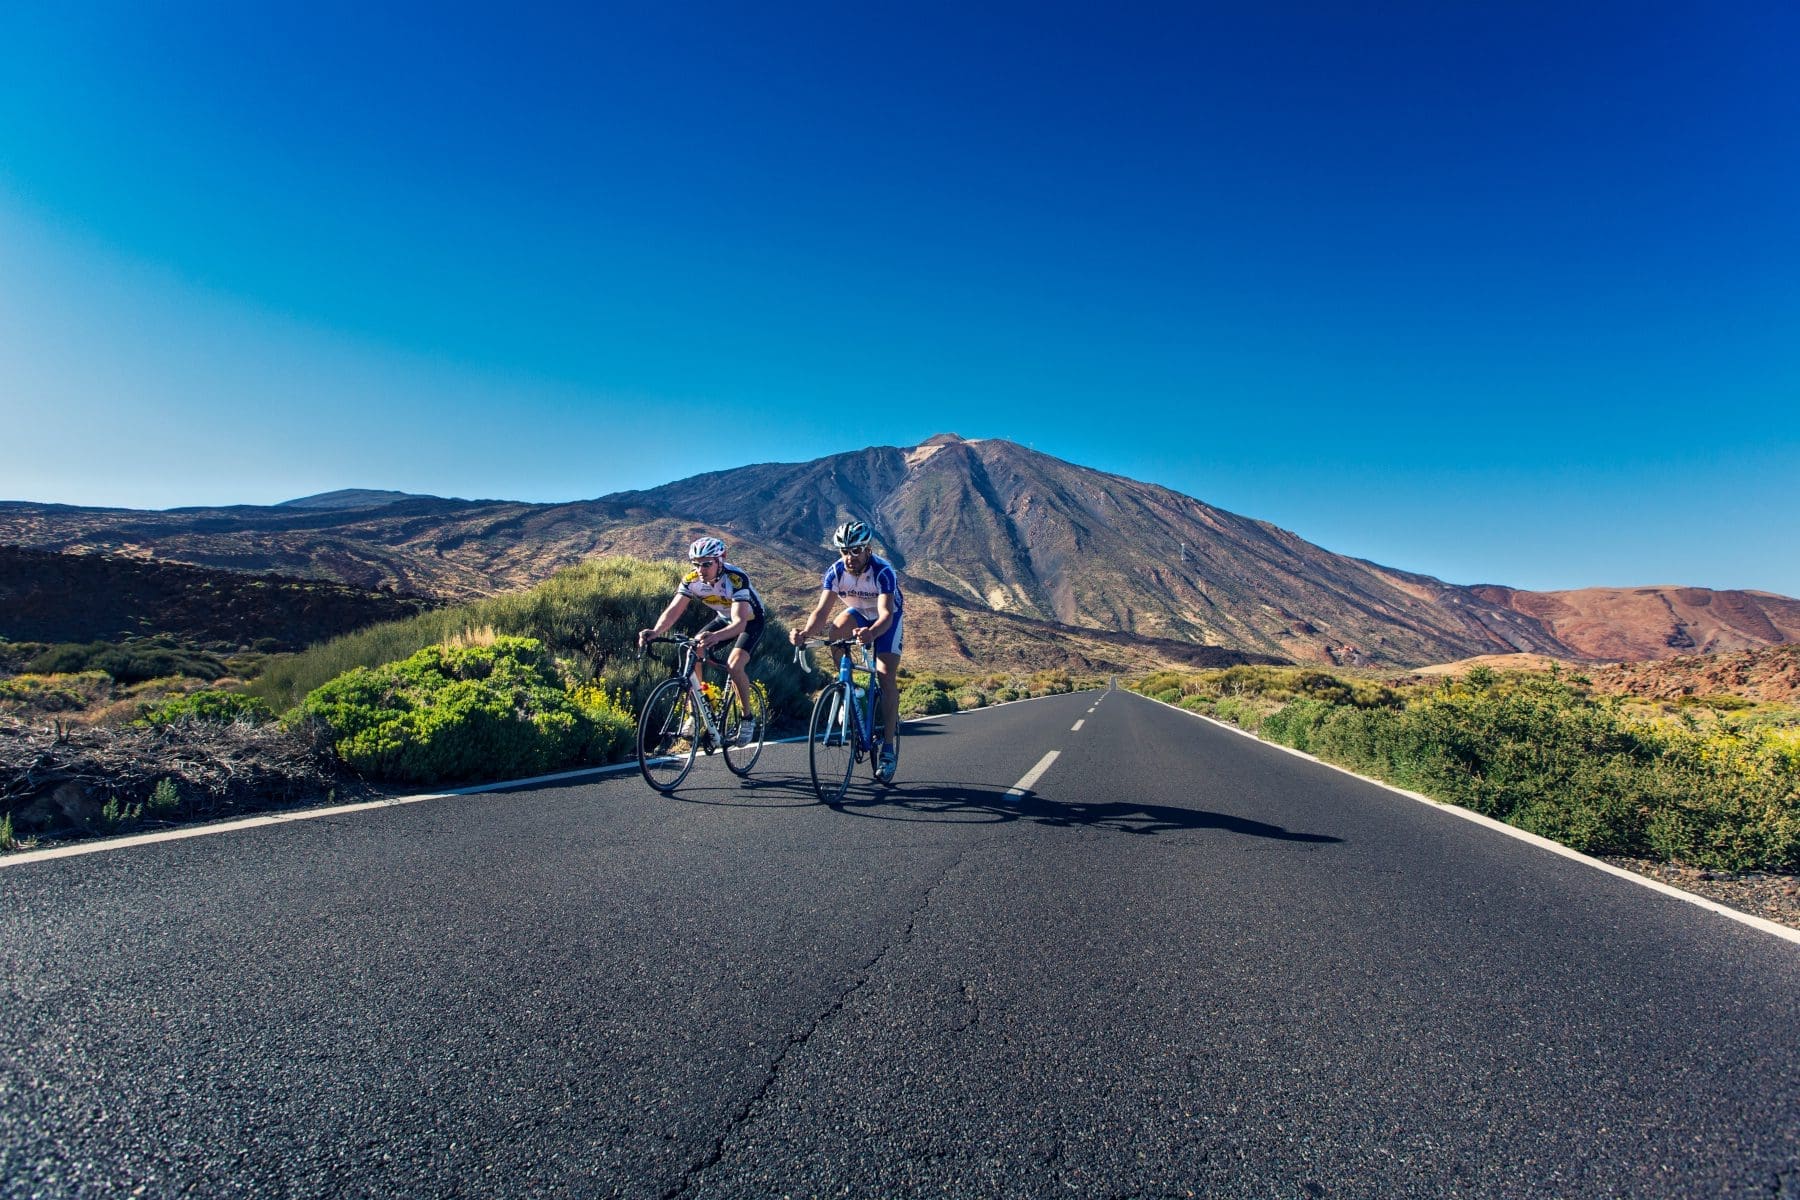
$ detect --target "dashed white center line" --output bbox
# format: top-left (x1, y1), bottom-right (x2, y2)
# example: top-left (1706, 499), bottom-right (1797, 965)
top-left (1071, 719), bottom-right (1084, 731)
top-left (1007, 750), bottom-right (1060, 798)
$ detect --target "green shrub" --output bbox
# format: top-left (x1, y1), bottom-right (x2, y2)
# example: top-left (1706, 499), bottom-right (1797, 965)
top-left (1260, 697), bottom-right (1337, 751)
top-left (900, 682), bottom-right (957, 717)
top-left (137, 691), bottom-right (274, 727)
top-left (0, 671), bottom-right (112, 714)
top-left (1213, 693), bottom-right (1271, 732)
top-left (26, 639), bottom-right (226, 685)
top-left (293, 636), bottom-right (627, 785)
top-left (149, 778), bottom-right (181, 813)
top-left (1241, 674), bottom-right (1800, 872)
top-left (953, 689), bottom-right (987, 710)
top-left (254, 556), bottom-right (812, 729)
top-left (1, 811), bottom-right (14, 852)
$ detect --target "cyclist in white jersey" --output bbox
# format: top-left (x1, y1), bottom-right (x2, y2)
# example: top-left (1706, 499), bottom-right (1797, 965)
top-left (639, 536), bottom-right (765, 744)
top-left (789, 519), bottom-right (904, 777)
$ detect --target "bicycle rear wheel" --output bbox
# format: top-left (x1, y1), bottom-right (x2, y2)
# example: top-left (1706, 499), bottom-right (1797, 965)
top-left (721, 681), bottom-right (769, 777)
top-left (808, 681), bottom-right (855, 803)
top-left (637, 678), bottom-right (698, 793)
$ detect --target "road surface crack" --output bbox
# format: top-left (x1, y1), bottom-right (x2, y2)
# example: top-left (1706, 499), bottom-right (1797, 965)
top-left (661, 841), bottom-right (980, 1199)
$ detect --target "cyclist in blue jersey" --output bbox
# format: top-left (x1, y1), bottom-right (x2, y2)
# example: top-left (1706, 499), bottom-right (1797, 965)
top-left (789, 519), bottom-right (904, 777)
top-left (639, 536), bottom-right (766, 744)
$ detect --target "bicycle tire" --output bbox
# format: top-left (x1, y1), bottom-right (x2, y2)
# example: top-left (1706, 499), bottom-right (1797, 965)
top-left (721, 681), bottom-right (769, 777)
top-left (637, 677), bottom-right (698, 793)
top-left (808, 681), bottom-right (855, 803)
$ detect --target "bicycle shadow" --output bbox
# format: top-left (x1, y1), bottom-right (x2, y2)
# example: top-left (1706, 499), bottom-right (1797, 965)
top-left (831, 778), bottom-right (1343, 843)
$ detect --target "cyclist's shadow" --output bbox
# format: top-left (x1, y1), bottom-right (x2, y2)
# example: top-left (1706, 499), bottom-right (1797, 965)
top-left (831, 778), bottom-right (1341, 843)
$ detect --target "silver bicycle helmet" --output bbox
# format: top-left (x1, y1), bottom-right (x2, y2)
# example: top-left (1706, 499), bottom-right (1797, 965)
top-left (688, 536), bottom-right (726, 562)
top-left (832, 520), bottom-right (873, 550)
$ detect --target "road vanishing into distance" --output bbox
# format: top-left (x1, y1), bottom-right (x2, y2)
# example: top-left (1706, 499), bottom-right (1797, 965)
top-left (4, 688), bottom-right (1798, 1199)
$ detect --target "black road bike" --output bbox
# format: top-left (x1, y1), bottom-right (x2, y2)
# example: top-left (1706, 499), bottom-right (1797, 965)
top-left (636, 635), bottom-right (769, 793)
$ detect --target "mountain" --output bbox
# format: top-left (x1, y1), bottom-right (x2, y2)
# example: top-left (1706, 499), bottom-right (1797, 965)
top-left (278, 489), bottom-right (443, 510)
top-left (3, 435), bottom-right (1796, 670)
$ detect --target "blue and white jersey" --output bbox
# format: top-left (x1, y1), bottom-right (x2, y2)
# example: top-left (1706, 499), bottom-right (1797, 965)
top-left (821, 555), bottom-right (903, 620)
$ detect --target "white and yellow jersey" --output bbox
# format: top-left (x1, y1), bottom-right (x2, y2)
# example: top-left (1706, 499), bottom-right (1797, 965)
top-left (677, 563), bottom-right (765, 618)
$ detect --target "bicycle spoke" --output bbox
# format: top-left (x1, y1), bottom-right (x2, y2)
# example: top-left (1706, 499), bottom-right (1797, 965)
top-left (722, 681), bottom-right (768, 777)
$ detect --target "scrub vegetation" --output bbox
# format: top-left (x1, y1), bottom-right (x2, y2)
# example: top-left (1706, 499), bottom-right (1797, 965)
top-left (2, 557), bottom-right (812, 844)
top-left (1131, 664), bottom-right (1800, 873)
top-left (892, 668), bottom-right (1106, 716)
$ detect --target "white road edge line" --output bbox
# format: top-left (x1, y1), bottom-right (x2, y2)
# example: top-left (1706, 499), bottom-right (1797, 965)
top-left (1128, 690), bottom-right (1800, 948)
top-left (1, 735), bottom-right (817, 867)
top-left (1071, 719), bottom-right (1085, 731)
top-left (1006, 750), bottom-right (1061, 798)
top-left (2, 690), bottom-right (1112, 866)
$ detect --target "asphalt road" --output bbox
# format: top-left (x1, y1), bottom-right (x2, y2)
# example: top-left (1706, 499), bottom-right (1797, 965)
top-left (3, 688), bottom-right (1798, 1199)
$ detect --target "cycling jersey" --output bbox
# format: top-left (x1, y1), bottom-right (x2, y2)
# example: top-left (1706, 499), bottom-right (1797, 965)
top-left (821, 555), bottom-right (903, 620)
top-left (678, 563), bottom-right (765, 619)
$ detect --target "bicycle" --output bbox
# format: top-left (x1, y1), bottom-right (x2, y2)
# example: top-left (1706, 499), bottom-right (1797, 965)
top-left (796, 637), bottom-right (896, 803)
top-left (636, 634), bottom-right (769, 793)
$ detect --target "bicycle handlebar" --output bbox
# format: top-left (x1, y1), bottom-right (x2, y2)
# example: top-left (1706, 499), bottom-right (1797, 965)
top-left (794, 637), bottom-right (878, 675)
top-left (642, 633), bottom-right (729, 666)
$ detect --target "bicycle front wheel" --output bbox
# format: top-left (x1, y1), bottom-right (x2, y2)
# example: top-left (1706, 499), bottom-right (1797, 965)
top-left (808, 681), bottom-right (855, 803)
top-left (721, 681), bottom-right (769, 777)
top-left (637, 678), bottom-right (698, 793)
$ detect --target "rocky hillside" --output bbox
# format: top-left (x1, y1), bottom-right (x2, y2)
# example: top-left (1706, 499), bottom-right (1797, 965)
top-left (0, 545), bottom-right (435, 652)
top-left (1465, 585), bottom-right (1800, 661)
top-left (1583, 643), bottom-right (1800, 704)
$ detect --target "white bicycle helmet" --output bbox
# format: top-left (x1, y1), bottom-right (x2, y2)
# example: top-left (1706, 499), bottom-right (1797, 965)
top-left (688, 536), bottom-right (726, 562)
top-left (832, 520), bottom-right (873, 550)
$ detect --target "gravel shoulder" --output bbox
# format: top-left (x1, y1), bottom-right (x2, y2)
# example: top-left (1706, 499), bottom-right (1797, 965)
top-left (1602, 856), bottom-right (1800, 933)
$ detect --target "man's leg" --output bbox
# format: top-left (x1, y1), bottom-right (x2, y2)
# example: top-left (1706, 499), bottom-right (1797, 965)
top-left (726, 647), bottom-right (753, 713)
top-left (874, 652), bottom-right (901, 745)
top-left (825, 609), bottom-right (859, 669)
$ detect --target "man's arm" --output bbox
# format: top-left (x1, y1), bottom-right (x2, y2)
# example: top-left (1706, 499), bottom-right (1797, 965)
top-left (789, 589), bottom-right (837, 644)
top-left (638, 594), bottom-right (690, 648)
top-left (699, 600), bottom-right (753, 650)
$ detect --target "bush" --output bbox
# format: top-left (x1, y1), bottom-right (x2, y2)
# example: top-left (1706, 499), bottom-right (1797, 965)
top-left (26, 639), bottom-right (227, 685)
top-left (0, 671), bottom-right (113, 716)
top-left (253, 556), bottom-right (813, 730)
top-left (900, 681), bottom-right (957, 717)
top-left (293, 636), bottom-right (628, 785)
top-left (1260, 676), bottom-right (1799, 871)
top-left (137, 690), bottom-right (274, 727)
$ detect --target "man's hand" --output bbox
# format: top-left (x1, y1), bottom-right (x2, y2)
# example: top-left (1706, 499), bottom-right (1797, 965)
top-left (789, 628), bottom-right (807, 646)
top-left (637, 628), bottom-right (654, 650)
top-left (855, 626), bottom-right (876, 647)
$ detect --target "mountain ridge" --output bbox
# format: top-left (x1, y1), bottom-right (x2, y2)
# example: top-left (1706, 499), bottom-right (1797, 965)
top-left (2, 435), bottom-right (1795, 670)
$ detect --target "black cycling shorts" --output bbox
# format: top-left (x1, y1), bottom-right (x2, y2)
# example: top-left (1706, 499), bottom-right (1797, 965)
top-left (703, 613), bottom-right (765, 657)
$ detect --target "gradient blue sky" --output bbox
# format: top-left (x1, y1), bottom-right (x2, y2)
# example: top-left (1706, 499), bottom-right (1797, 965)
top-left (3, 2), bottom-right (1796, 595)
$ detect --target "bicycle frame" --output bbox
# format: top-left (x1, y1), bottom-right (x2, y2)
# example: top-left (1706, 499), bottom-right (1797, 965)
top-left (645, 635), bottom-right (732, 746)
top-left (799, 638), bottom-right (881, 757)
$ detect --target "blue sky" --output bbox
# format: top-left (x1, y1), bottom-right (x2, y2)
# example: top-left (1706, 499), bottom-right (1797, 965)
top-left (3, 1), bottom-right (1796, 595)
